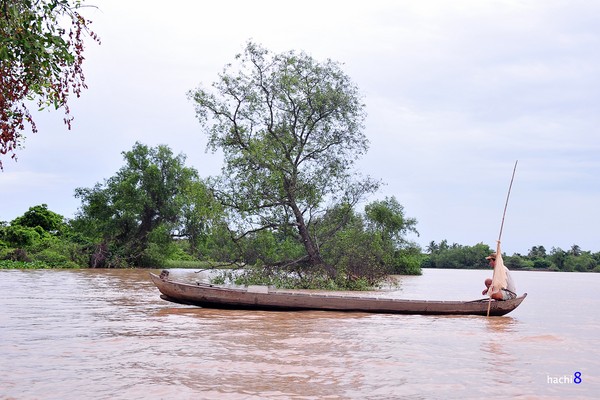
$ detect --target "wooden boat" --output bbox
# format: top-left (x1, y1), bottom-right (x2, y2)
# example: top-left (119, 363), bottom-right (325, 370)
top-left (150, 271), bottom-right (527, 316)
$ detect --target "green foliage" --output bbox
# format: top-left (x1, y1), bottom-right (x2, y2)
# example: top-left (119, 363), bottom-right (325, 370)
top-left (0, 260), bottom-right (53, 269)
top-left (391, 247), bottom-right (423, 275)
top-left (223, 198), bottom-right (421, 289)
top-left (424, 241), bottom-right (492, 269)
top-left (214, 196), bottom-right (421, 289)
top-left (178, 179), bottom-right (223, 255)
top-left (424, 241), bottom-right (599, 273)
top-left (139, 224), bottom-right (179, 267)
top-left (0, 0), bottom-right (100, 169)
top-left (565, 253), bottom-right (597, 272)
top-left (527, 245), bottom-right (599, 272)
top-left (73, 142), bottom-right (222, 267)
top-left (189, 40), bottom-right (379, 273)
top-left (365, 197), bottom-right (418, 245)
top-left (221, 264), bottom-right (374, 291)
top-left (316, 198), bottom-right (421, 285)
top-left (31, 248), bottom-right (79, 268)
top-left (0, 205), bottom-right (83, 268)
top-left (531, 258), bottom-right (552, 270)
top-left (198, 221), bottom-right (238, 263)
top-left (364, 196), bottom-right (422, 276)
top-left (4, 199), bottom-right (600, 278)
top-left (167, 241), bottom-right (198, 262)
top-left (11, 204), bottom-right (65, 233)
top-left (3, 225), bottom-right (43, 246)
top-left (528, 245), bottom-right (547, 258)
top-left (504, 254), bottom-right (534, 270)
top-left (321, 220), bottom-right (389, 285)
top-left (1, 247), bottom-right (30, 262)
top-left (548, 247), bottom-right (568, 270)
top-left (236, 230), bottom-right (305, 267)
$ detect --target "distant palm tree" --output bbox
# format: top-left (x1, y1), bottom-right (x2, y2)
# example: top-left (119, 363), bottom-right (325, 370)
top-left (426, 241), bottom-right (438, 254)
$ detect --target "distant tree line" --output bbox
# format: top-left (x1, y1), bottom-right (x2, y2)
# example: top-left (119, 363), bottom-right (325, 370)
top-left (423, 240), bottom-right (600, 272)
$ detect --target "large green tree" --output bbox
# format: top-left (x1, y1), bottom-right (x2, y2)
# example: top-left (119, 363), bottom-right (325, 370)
top-left (73, 142), bottom-right (219, 266)
top-left (0, 0), bottom-right (99, 169)
top-left (189, 41), bottom-right (379, 273)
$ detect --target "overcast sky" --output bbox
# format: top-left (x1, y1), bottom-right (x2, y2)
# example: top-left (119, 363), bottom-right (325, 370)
top-left (2, 0), bottom-right (599, 255)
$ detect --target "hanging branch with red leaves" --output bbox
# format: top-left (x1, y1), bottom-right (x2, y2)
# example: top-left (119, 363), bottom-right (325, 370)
top-left (0, 0), bottom-right (100, 170)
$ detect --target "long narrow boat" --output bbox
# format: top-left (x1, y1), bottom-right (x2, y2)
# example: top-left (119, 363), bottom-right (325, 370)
top-left (150, 271), bottom-right (527, 316)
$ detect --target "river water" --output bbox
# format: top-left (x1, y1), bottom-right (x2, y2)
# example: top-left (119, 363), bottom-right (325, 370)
top-left (0, 268), bottom-right (598, 399)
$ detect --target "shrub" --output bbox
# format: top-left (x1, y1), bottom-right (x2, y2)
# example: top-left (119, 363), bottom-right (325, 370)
top-left (11, 204), bottom-right (66, 233)
top-left (393, 252), bottom-right (422, 275)
top-left (4, 226), bottom-right (42, 247)
top-left (532, 258), bottom-right (552, 270)
top-left (31, 248), bottom-right (79, 268)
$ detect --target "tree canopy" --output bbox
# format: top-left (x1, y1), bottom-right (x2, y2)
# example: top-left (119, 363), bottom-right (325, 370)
top-left (189, 41), bottom-right (380, 277)
top-left (73, 142), bottom-right (220, 267)
top-left (0, 0), bottom-right (99, 169)
top-left (11, 203), bottom-right (65, 232)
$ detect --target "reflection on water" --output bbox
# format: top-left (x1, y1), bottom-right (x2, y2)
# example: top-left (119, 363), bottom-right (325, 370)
top-left (0, 268), bottom-right (598, 399)
top-left (481, 317), bottom-right (520, 386)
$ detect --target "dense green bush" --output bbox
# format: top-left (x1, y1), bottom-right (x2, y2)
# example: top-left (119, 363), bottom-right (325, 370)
top-left (532, 258), bottom-right (552, 270)
top-left (1, 205), bottom-right (85, 268)
top-left (3, 225), bottom-right (43, 247)
top-left (391, 249), bottom-right (423, 275)
top-left (424, 241), bottom-right (491, 269)
top-left (11, 204), bottom-right (66, 233)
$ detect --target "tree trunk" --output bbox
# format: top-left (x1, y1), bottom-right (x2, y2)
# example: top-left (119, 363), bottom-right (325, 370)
top-left (284, 174), bottom-right (331, 272)
top-left (131, 207), bottom-right (157, 264)
top-left (288, 200), bottom-right (323, 266)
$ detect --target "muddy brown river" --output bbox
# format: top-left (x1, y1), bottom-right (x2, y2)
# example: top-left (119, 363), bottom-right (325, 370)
top-left (0, 268), bottom-right (598, 399)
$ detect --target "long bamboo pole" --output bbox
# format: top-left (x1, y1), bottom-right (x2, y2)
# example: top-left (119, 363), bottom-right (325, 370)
top-left (498, 160), bottom-right (519, 243)
top-left (487, 160), bottom-right (518, 317)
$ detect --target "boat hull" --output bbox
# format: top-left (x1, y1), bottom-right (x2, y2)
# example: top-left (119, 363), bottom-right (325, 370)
top-left (150, 273), bottom-right (526, 316)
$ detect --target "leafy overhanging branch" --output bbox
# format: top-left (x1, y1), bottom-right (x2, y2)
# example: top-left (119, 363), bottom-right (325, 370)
top-left (0, 0), bottom-right (100, 169)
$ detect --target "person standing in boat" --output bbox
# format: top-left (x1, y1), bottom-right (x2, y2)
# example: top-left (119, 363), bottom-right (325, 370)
top-left (482, 252), bottom-right (517, 300)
